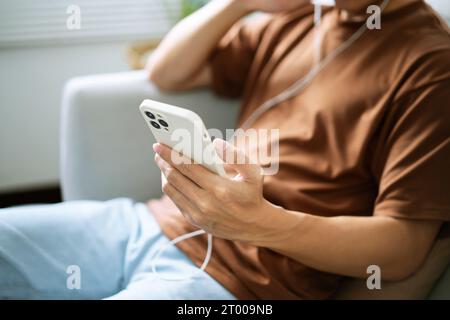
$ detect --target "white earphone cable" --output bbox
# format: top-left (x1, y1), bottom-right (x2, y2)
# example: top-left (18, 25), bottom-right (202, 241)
top-left (151, 230), bottom-right (213, 281)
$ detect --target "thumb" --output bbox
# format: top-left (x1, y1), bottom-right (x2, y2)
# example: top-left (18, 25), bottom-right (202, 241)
top-left (213, 138), bottom-right (262, 181)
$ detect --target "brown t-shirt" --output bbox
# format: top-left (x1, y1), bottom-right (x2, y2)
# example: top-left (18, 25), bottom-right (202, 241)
top-left (149, 1), bottom-right (450, 299)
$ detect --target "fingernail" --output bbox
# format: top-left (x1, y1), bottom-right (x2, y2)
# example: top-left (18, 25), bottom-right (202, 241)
top-left (153, 143), bottom-right (160, 153)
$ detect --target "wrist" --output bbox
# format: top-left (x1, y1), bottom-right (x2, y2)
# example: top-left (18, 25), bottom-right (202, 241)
top-left (249, 200), bottom-right (307, 249)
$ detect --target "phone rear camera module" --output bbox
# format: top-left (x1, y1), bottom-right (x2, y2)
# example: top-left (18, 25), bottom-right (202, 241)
top-left (145, 111), bottom-right (155, 119)
top-left (150, 121), bottom-right (161, 129)
top-left (158, 119), bottom-right (169, 128)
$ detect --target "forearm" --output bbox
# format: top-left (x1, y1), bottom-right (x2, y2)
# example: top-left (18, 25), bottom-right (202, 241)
top-left (255, 201), bottom-right (441, 280)
top-left (146, 0), bottom-right (250, 89)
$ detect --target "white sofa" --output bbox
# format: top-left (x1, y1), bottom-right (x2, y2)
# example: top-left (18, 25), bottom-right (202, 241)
top-left (60, 70), bottom-right (450, 299)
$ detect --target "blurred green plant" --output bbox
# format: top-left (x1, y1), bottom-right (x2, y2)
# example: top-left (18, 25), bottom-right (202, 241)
top-left (180, 0), bottom-right (208, 18)
top-left (164, 0), bottom-right (209, 23)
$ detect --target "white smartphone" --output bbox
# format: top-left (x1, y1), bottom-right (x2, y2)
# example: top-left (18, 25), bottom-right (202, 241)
top-left (139, 99), bottom-right (226, 177)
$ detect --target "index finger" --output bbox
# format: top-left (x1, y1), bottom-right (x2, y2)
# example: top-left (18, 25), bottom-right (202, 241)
top-left (153, 143), bottom-right (223, 190)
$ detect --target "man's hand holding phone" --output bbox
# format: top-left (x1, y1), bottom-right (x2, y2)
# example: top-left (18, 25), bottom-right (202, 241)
top-left (153, 139), bottom-right (277, 245)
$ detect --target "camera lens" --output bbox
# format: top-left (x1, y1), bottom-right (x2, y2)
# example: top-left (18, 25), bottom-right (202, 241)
top-left (158, 119), bottom-right (169, 127)
top-left (145, 111), bottom-right (155, 119)
top-left (150, 121), bottom-right (160, 129)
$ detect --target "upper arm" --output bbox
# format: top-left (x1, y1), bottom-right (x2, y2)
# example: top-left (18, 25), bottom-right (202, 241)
top-left (371, 67), bottom-right (450, 278)
top-left (149, 14), bottom-right (273, 94)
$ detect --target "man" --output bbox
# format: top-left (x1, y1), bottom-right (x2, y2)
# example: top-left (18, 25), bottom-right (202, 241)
top-left (0, 0), bottom-right (449, 299)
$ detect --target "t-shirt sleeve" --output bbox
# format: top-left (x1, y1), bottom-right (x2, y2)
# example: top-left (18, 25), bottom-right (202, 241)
top-left (209, 15), bottom-right (272, 98)
top-left (373, 79), bottom-right (450, 222)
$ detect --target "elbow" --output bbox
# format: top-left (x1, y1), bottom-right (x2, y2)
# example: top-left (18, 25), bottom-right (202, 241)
top-left (370, 216), bottom-right (440, 282)
top-left (382, 262), bottom-right (420, 282)
top-left (380, 249), bottom-right (428, 282)
top-left (147, 66), bottom-right (173, 91)
top-left (146, 60), bottom-right (183, 92)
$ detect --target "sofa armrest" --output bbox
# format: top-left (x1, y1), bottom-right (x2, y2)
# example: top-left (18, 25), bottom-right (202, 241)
top-left (60, 70), bottom-right (239, 202)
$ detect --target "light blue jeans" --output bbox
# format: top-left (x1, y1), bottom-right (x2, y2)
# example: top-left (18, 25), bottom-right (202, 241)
top-left (0, 198), bottom-right (235, 300)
